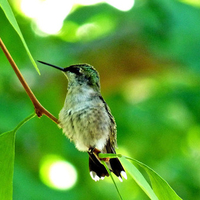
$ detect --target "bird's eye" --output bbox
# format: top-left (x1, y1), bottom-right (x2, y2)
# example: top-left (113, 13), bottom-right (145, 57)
top-left (78, 68), bottom-right (83, 74)
top-left (71, 67), bottom-right (83, 75)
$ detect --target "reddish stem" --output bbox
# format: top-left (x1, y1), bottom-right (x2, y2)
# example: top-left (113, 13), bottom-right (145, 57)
top-left (0, 38), bottom-right (59, 124)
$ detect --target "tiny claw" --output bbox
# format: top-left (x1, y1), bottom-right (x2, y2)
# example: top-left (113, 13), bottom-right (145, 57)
top-left (93, 148), bottom-right (101, 155)
top-left (88, 147), bottom-right (101, 155)
top-left (88, 147), bottom-right (110, 162)
top-left (100, 157), bottom-right (110, 162)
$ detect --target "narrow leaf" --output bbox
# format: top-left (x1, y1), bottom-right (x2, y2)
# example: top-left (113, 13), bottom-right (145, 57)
top-left (120, 156), bottom-right (159, 200)
top-left (0, 131), bottom-right (15, 200)
top-left (0, 0), bottom-right (40, 73)
top-left (0, 113), bottom-right (36, 200)
top-left (125, 157), bottom-right (182, 200)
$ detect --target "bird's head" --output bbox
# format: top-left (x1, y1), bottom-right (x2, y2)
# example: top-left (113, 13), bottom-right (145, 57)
top-left (38, 61), bottom-right (100, 91)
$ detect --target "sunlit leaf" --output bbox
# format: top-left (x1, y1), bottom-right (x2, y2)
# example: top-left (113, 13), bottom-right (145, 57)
top-left (120, 156), bottom-right (159, 200)
top-left (124, 156), bottom-right (182, 200)
top-left (99, 153), bottom-right (182, 200)
top-left (0, 0), bottom-right (39, 73)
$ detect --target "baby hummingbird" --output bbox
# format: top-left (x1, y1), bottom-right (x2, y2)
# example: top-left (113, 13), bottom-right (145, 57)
top-left (38, 61), bottom-right (127, 181)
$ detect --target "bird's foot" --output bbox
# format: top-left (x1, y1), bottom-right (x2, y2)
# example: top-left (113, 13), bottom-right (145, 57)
top-left (88, 147), bottom-right (110, 162)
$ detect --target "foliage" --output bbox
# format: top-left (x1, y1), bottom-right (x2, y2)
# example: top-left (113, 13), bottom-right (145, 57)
top-left (0, 113), bottom-right (35, 200)
top-left (121, 156), bottom-right (181, 200)
top-left (1, 0), bottom-right (200, 199)
top-left (100, 153), bottom-right (182, 200)
top-left (0, 0), bottom-right (38, 72)
top-left (0, 130), bottom-right (15, 200)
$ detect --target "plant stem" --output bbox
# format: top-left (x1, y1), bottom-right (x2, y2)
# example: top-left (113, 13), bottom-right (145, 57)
top-left (101, 161), bottom-right (123, 200)
top-left (0, 38), bottom-right (59, 124)
top-left (13, 113), bottom-right (36, 132)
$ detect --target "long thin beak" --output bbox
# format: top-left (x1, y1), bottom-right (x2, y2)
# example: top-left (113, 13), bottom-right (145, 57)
top-left (38, 60), bottom-right (65, 71)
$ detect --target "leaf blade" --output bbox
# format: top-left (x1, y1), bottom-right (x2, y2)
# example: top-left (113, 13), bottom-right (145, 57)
top-left (0, 131), bottom-right (15, 200)
top-left (120, 156), bottom-right (159, 200)
top-left (125, 157), bottom-right (182, 200)
top-left (0, 0), bottom-right (40, 73)
top-left (0, 113), bottom-right (36, 200)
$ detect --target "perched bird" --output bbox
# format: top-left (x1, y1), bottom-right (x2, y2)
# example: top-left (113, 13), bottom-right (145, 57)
top-left (38, 61), bottom-right (127, 181)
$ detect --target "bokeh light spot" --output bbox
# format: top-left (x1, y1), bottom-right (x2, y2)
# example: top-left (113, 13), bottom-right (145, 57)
top-left (20, 0), bottom-right (135, 35)
top-left (20, 0), bottom-right (74, 34)
top-left (180, 0), bottom-right (200, 7)
top-left (123, 78), bottom-right (158, 104)
top-left (106, 0), bottom-right (135, 11)
top-left (40, 155), bottom-right (77, 190)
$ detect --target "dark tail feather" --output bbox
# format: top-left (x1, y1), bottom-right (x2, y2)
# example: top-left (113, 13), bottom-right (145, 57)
top-left (107, 145), bottom-right (127, 182)
top-left (88, 152), bottom-right (109, 181)
top-left (88, 143), bottom-right (127, 181)
top-left (110, 157), bottom-right (125, 178)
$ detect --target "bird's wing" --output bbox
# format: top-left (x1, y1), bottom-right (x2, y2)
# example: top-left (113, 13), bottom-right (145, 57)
top-left (99, 96), bottom-right (117, 148)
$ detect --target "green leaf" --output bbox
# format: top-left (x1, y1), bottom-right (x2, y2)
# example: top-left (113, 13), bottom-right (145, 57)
top-left (0, 113), bottom-right (36, 200)
top-left (0, 131), bottom-right (15, 200)
top-left (124, 157), bottom-right (182, 200)
top-left (0, 0), bottom-right (40, 74)
top-left (120, 156), bottom-right (159, 200)
top-left (99, 153), bottom-right (182, 200)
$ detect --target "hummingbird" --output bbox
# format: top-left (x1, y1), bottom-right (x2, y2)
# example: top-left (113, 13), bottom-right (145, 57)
top-left (38, 61), bottom-right (127, 182)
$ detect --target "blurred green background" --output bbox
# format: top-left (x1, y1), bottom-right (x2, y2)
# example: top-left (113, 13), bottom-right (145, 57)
top-left (1, 0), bottom-right (200, 199)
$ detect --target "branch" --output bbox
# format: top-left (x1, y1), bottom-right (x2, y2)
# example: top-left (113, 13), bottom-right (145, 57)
top-left (0, 38), bottom-right (59, 124)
